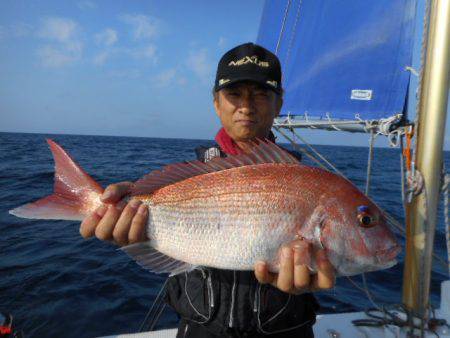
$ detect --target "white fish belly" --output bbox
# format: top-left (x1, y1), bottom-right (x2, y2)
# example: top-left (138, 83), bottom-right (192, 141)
top-left (145, 197), bottom-right (298, 270)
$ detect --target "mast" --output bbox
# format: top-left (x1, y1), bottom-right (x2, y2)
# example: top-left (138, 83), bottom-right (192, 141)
top-left (402, 0), bottom-right (450, 328)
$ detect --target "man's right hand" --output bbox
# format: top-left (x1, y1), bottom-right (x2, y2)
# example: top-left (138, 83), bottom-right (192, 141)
top-left (79, 181), bottom-right (148, 246)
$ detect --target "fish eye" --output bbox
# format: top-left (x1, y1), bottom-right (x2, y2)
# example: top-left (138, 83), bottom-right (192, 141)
top-left (358, 213), bottom-right (376, 228)
top-left (361, 215), bottom-right (372, 226)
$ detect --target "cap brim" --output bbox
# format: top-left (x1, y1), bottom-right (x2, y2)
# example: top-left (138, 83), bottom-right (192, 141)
top-left (215, 75), bottom-right (281, 94)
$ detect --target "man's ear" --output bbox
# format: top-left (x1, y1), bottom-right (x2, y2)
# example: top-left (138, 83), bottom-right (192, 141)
top-left (213, 93), bottom-right (221, 117)
top-left (275, 96), bottom-right (283, 118)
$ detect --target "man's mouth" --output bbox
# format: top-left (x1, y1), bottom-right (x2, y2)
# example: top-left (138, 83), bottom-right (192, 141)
top-left (235, 120), bottom-right (256, 126)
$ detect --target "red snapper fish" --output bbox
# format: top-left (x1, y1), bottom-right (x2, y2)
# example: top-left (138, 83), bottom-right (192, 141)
top-left (10, 139), bottom-right (400, 276)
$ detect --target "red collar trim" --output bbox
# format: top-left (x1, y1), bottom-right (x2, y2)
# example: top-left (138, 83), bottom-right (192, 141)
top-left (214, 128), bottom-right (276, 156)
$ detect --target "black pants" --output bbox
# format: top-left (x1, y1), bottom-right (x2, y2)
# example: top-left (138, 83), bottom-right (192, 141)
top-left (176, 319), bottom-right (315, 338)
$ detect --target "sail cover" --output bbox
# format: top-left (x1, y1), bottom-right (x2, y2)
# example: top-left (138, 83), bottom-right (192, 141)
top-left (257, 0), bottom-right (417, 120)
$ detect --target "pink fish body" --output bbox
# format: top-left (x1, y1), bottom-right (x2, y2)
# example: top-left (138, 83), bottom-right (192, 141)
top-left (10, 140), bottom-right (400, 276)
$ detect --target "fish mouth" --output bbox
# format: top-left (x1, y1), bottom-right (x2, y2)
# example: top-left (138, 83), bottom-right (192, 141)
top-left (376, 245), bottom-right (401, 263)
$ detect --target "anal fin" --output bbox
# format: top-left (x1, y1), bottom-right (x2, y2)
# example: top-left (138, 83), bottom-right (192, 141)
top-left (121, 242), bottom-right (193, 276)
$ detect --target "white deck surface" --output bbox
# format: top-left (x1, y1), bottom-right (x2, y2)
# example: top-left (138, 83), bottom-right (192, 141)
top-left (100, 311), bottom-right (450, 338)
top-left (100, 281), bottom-right (450, 338)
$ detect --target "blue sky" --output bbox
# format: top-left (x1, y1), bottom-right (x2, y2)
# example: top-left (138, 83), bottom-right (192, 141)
top-left (1, 0), bottom-right (449, 149)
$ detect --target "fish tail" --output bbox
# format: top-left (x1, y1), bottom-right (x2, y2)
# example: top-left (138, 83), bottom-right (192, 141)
top-left (9, 139), bottom-right (104, 221)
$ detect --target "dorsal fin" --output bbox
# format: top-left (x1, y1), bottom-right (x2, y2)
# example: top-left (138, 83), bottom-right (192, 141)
top-left (131, 140), bottom-right (299, 196)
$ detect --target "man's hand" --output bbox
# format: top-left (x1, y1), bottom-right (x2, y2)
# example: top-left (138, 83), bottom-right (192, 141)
top-left (254, 239), bottom-right (335, 294)
top-left (79, 181), bottom-right (148, 246)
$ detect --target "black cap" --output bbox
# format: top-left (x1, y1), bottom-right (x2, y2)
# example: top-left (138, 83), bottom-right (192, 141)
top-left (214, 42), bottom-right (282, 94)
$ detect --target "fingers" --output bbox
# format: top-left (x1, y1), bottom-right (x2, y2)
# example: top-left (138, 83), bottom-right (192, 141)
top-left (254, 261), bottom-right (276, 284)
top-left (254, 239), bottom-right (335, 295)
top-left (128, 204), bottom-right (149, 244)
top-left (79, 180), bottom-right (149, 246)
top-left (101, 181), bottom-right (133, 203)
top-left (311, 249), bottom-right (335, 291)
top-left (95, 202), bottom-right (126, 241)
top-left (112, 199), bottom-right (142, 246)
top-left (276, 246), bottom-right (295, 293)
top-left (293, 242), bottom-right (311, 290)
top-left (80, 205), bottom-right (108, 238)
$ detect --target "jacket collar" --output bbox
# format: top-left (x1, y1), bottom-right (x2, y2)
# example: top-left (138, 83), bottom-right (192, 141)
top-left (214, 128), bottom-right (276, 156)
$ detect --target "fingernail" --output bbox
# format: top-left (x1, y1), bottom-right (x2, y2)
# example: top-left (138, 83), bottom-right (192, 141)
top-left (256, 261), bottom-right (266, 272)
top-left (115, 201), bottom-right (126, 211)
top-left (137, 204), bottom-right (148, 215)
top-left (129, 199), bottom-right (141, 209)
top-left (101, 190), bottom-right (112, 201)
top-left (294, 247), bottom-right (303, 265)
top-left (96, 205), bottom-right (107, 217)
top-left (282, 246), bottom-right (292, 258)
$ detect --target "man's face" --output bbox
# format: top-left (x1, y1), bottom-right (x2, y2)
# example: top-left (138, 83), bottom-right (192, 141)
top-left (214, 82), bottom-right (282, 142)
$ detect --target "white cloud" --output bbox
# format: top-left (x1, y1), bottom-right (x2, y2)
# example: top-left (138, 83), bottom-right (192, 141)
top-left (37, 45), bottom-right (80, 67)
top-left (128, 44), bottom-right (157, 62)
top-left (154, 68), bottom-right (177, 87)
top-left (38, 17), bottom-right (78, 42)
top-left (95, 28), bottom-right (117, 46)
top-left (187, 48), bottom-right (214, 83)
top-left (37, 17), bottom-right (83, 67)
top-left (108, 69), bottom-right (142, 80)
top-left (93, 51), bottom-right (109, 65)
top-left (77, 1), bottom-right (96, 10)
top-left (139, 45), bottom-right (156, 59)
top-left (121, 14), bottom-right (161, 40)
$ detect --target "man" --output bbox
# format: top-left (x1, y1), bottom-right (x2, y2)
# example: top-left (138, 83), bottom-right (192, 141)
top-left (80, 43), bottom-right (335, 337)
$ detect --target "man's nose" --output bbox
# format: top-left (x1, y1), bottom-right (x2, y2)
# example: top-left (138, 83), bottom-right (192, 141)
top-left (238, 93), bottom-right (255, 113)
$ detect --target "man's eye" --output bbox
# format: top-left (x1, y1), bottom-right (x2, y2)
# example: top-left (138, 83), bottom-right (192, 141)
top-left (227, 92), bottom-right (239, 96)
top-left (254, 91), bottom-right (268, 97)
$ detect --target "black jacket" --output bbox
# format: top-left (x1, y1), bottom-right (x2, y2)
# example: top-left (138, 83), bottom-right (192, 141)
top-left (165, 145), bottom-right (318, 337)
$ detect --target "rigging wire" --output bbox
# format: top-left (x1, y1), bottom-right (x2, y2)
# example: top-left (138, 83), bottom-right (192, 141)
top-left (284, 0), bottom-right (302, 67)
top-left (288, 127), bottom-right (346, 177)
top-left (139, 279), bottom-right (168, 332)
top-left (275, 124), bottom-right (449, 270)
top-left (275, 0), bottom-right (292, 55)
top-left (274, 126), bottom-right (330, 170)
top-left (443, 173), bottom-right (450, 276)
top-left (365, 130), bottom-right (376, 196)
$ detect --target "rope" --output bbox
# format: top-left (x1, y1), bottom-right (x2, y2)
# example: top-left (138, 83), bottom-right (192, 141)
top-left (403, 126), bottom-right (414, 172)
top-left (289, 128), bottom-right (347, 177)
top-left (443, 173), bottom-right (450, 276)
top-left (365, 130), bottom-right (376, 196)
top-left (275, 0), bottom-right (292, 55)
top-left (405, 66), bottom-right (420, 77)
top-left (139, 278), bottom-right (168, 332)
top-left (351, 304), bottom-right (442, 337)
top-left (346, 275), bottom-right (381, 311)
top-left (274, 127), bottom-right (330, 170)
top-left (400, 135), bottom-right (407, 206)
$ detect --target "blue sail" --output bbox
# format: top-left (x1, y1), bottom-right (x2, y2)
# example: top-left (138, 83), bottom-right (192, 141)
top-left (257, 0), bottom-right (417, 120)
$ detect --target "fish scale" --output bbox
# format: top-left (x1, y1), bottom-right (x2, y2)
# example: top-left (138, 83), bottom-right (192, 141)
top-left (143, 164), bottom-right (333, 270)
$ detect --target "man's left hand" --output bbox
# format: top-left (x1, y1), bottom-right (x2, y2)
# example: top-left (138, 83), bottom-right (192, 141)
top-left (254, 239), bottom-right (335, 294)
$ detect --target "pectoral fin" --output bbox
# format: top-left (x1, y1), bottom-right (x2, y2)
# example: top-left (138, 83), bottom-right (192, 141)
top-left (121, 242), bottom-right (193, 276)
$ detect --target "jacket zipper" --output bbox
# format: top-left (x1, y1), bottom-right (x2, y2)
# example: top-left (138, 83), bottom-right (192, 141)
top-left (228, 271), bottom-right (237, 327)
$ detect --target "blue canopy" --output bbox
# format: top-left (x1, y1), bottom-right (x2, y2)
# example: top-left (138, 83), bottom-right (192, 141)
top-left (257, 0), bottom-right (417, 120)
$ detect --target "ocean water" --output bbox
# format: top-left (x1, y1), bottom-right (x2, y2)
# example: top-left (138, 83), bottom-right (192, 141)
top-left (0, 132), bottom-right (449, 338)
